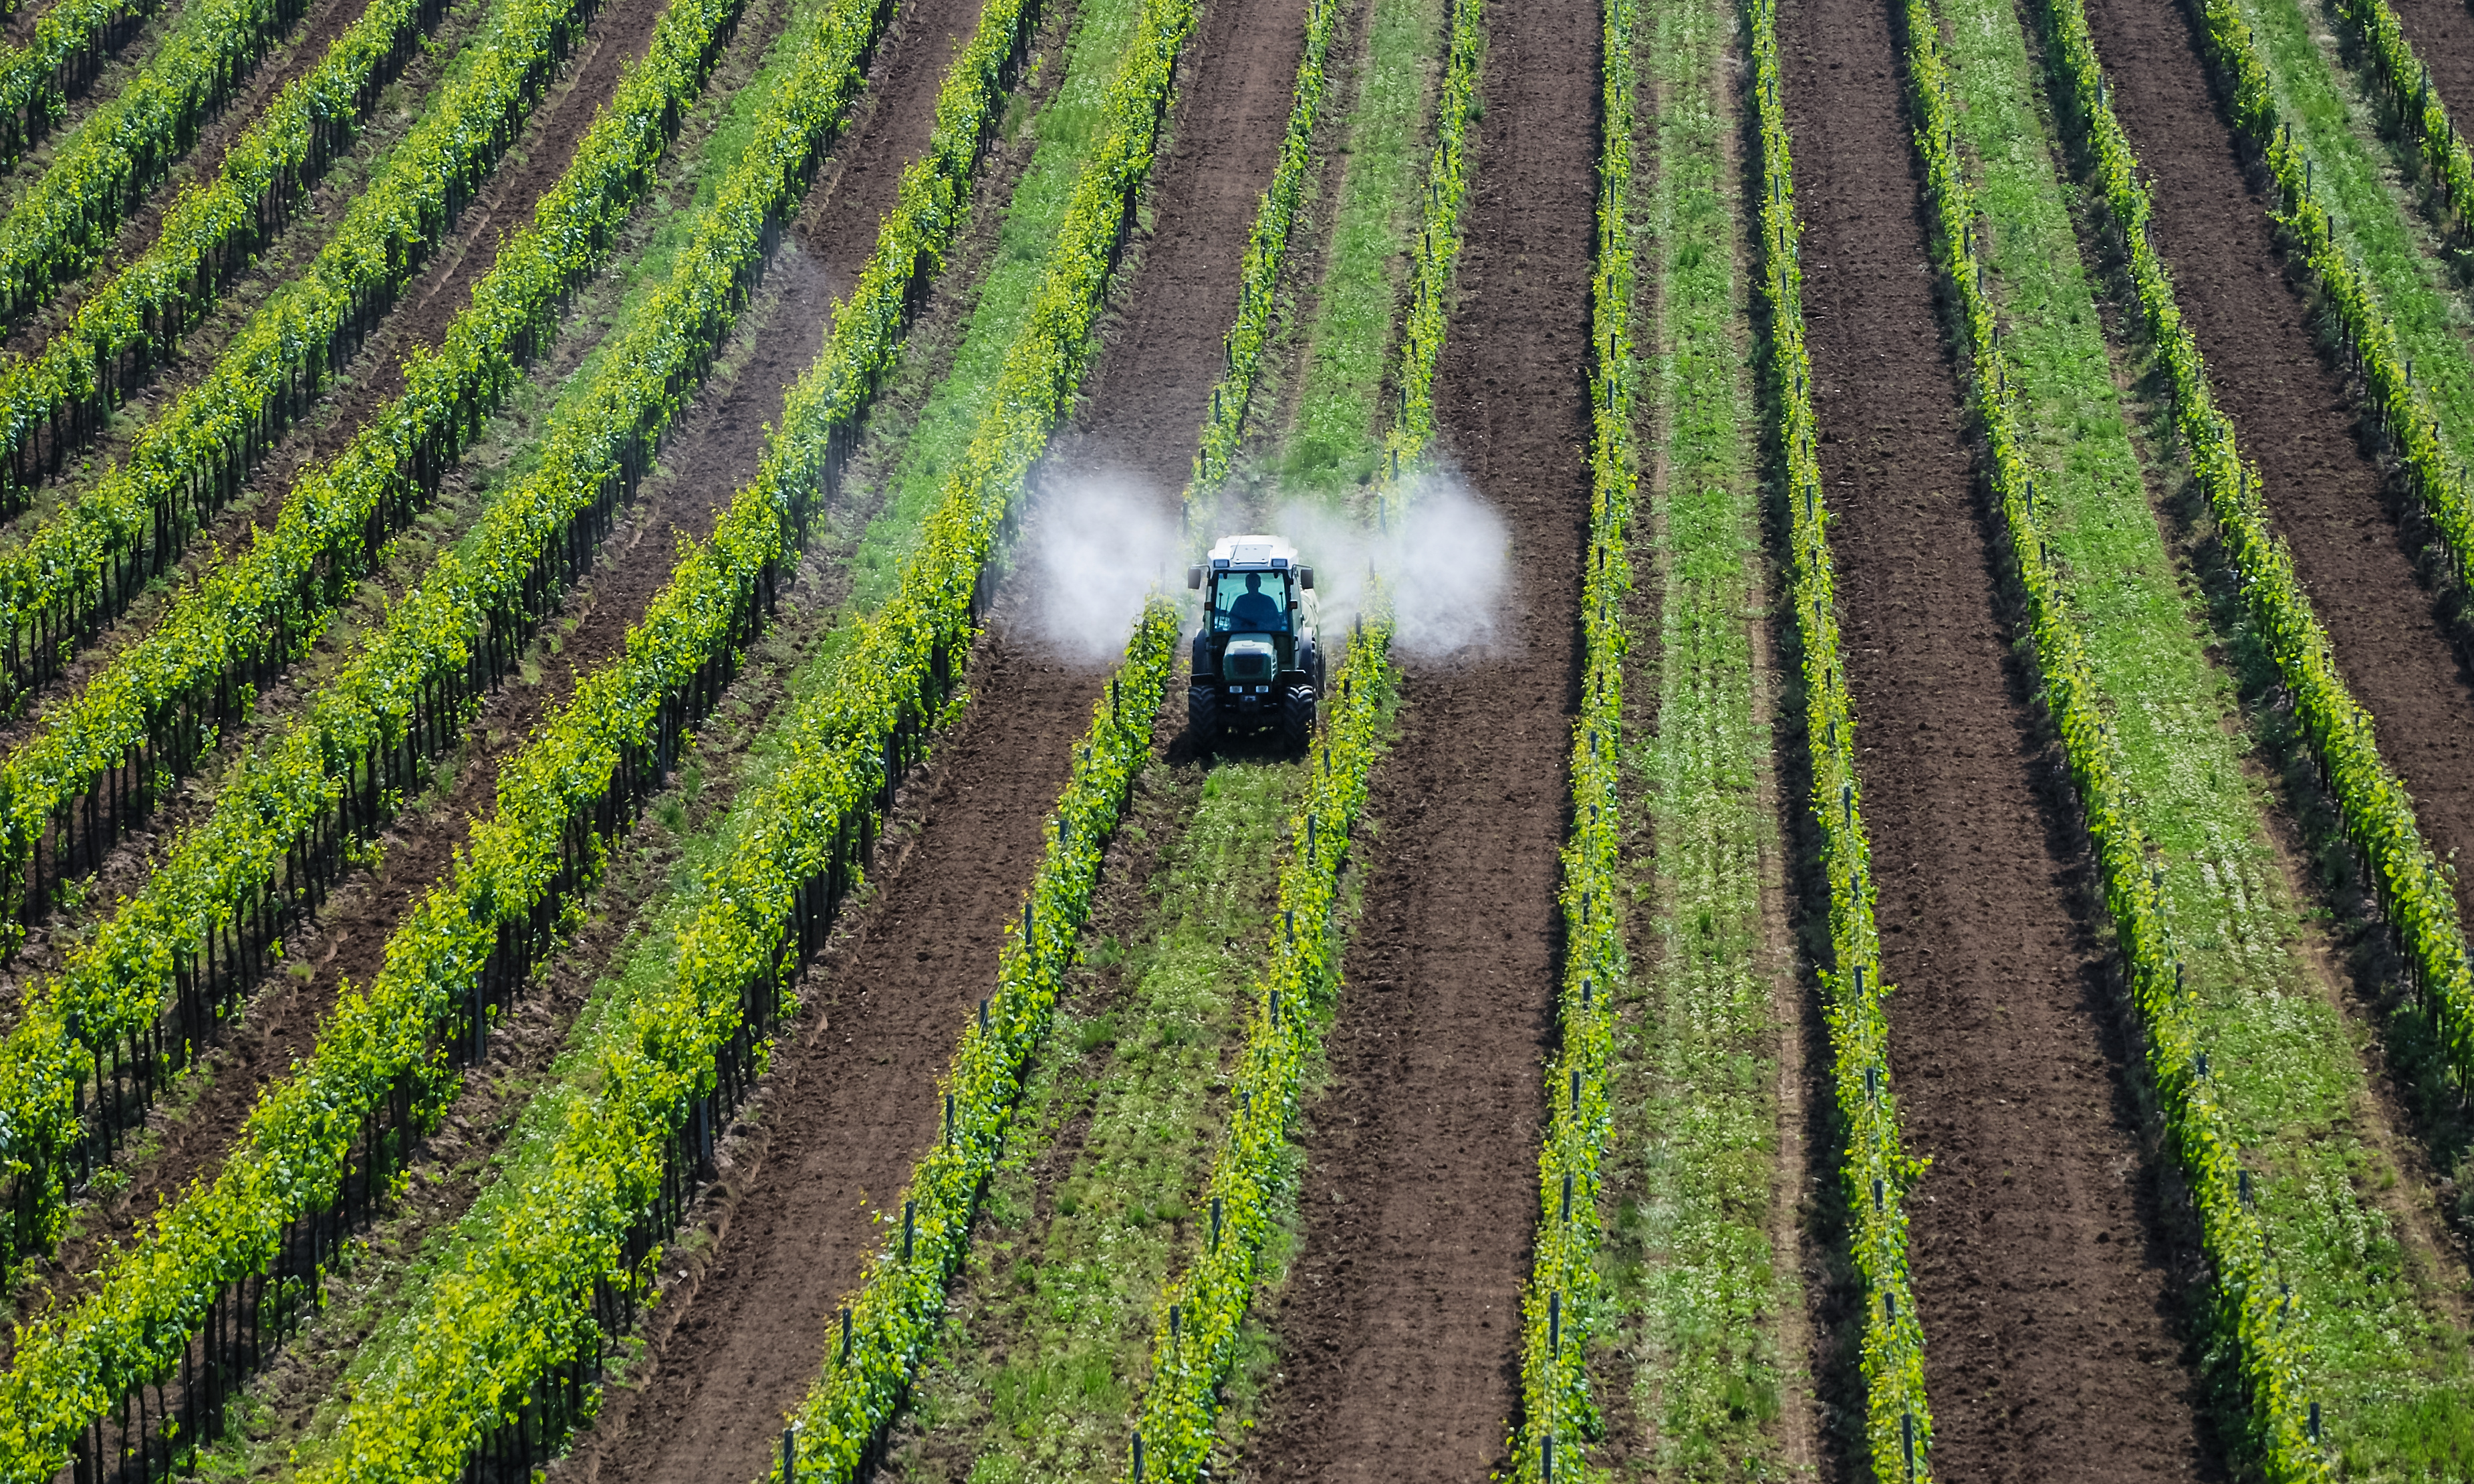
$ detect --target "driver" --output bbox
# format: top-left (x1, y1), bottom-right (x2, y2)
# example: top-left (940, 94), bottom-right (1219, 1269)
top-left (1226, 571), bottom-right (1283, 632)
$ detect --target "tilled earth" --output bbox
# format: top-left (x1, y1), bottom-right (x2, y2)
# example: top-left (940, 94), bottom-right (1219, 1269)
top-left (1779, 0), bottom-right (2216, 1475)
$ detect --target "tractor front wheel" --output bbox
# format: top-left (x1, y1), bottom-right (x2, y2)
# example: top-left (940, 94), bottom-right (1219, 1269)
top-left (1188, 685), bottom-right (1221, 753)
top-left (1282, 685), bottom-right (1316, 751)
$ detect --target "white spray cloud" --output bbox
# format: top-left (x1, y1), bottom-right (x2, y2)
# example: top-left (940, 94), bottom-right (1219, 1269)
top-left (1015, 471), bottom-right (1186, 662)
top-left (1269, 465), bottom-right (1511, 663)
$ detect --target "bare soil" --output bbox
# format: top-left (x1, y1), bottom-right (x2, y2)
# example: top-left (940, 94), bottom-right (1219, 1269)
top-left (1233, 1), bottom-right (1593, 1478)
top-left (552, 0), bottom-right (1314, 1473)
top-left (1774, 0), bottom-right (2220, 1476)
top-left (2380, 0), bottom-right (2474, 132)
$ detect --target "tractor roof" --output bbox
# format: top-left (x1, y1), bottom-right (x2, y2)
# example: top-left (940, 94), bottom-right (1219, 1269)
top-left (1205, 534), bottom-right (1300, 570)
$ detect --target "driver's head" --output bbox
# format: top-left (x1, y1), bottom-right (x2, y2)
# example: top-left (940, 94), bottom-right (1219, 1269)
top-left (1245, 573), bottom-right (1263, 593)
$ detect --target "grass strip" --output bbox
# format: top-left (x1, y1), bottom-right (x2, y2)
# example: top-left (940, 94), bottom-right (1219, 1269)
top-left (1509, 0), bottom-right (1629, 1470)
top-left (0, 0), bottom-right (600, 733)
top-left (0, 0), bottom-right (969, 1463)
top-left (0, 0), bottom-right (447, 505)
top-left (892, 760), bottom-right (1308, 1482)
top-left (1912, 0), bottom-right (2474, 1467)
top-left (294, 0), bottom-right (1195, 1469)
top-left (0, 0), bottom-right (807, 1278)
top-left (1126, 2), bottom-right (1470, 1476)
top-left (1177, 0), bottom-right (1336, 501)
top-left (2186, 0), bottom-right (2474, 1099)
top-left (1742, 0), bottom-right (1932, 1472)
top-left (1524, 0), bottom-right (1794, 1469)
top-left (0, 0), bottom-right (326, 333)
top-left (1275, 0), bottom-right (1438, 499)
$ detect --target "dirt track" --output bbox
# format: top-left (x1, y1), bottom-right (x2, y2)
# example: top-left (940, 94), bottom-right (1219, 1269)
top-left (549, 0), bottom-right (1308, 1474)
top-left (1777, 0), bottom-right (2217, 1475)
top-left (2084, 0), bottom-right (2474, 940)
top-left (1233, 0), bottom-right (1590, 1474)
top-left (0, 0), bottom-right (965, 1326)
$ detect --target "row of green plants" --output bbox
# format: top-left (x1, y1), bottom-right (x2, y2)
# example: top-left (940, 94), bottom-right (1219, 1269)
top-left (1743, 0), bottom-right (1933, 1473)
top-left (1179, 0), bottom-right (1338, 493)
top-left (1376, 0), bottom-right (1473, 475)
top-left (2177, 0), bottom-right (2474, 1093)
top-left (1509, 0), bottom-right (1629, 1473)
top-left (0, 0), bottom-right (318, 330)
top-left (0, 0), bottom-right (1040, 1452)
top-left (0, 0), bottom-right (606, 719)
top-left (0, 0), bottom-right (167, 169)
top-left (297, 0), bottom-right (1196, 1468)
top-left (1900, 0), bottom-right (2326, 1473)
top-left (1124, 6), bottom-right (1475, 1473)
top-left (0, 0), bottom-right (800, 1272)
top-left (0, 0), bottom-right (449, 505)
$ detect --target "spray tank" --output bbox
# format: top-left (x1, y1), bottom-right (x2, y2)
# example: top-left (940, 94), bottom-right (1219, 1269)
top-left (1185, 534), bottom-right (1323, 751)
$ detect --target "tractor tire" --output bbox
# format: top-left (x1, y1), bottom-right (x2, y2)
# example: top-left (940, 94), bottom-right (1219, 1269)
top-left (1188, 685), bottom-right (1221, 753)
top-left (1282, 685), bottom-right (1316, 751)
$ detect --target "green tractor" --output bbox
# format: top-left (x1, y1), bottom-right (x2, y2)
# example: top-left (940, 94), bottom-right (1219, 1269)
top-left (1185, 534), bottom-right (1323, 751)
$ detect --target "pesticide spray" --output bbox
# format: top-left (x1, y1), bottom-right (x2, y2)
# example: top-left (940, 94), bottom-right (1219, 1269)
top-left (1273, 464), bottom-right (1511, 663)
top-left (1015, 471), bottom-right (1186, 662)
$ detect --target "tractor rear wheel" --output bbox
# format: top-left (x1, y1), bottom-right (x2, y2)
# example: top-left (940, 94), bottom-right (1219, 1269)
top-left (1188, 685), bottom-right (1221, 753)
top-left (1282, 686), bottom-right (1316, 750)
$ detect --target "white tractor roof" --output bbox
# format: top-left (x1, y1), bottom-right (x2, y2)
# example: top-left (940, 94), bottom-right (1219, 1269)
top-left (1205, 534), bottom-right (1300, 569)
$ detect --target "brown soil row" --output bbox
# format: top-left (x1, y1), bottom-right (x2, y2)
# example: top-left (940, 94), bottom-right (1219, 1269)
top-left (2380, 0), bottom-right (2474, 145)
top-left (0, 0), bottom-right (978, 1327)
top-left (2, 0), bottom-right (386, 360)
top-left (1233, 0), bottom-right (1592, 1476)
top-left (551, 0), bottom-right (1314, 1471)
top-left (2089, 0), bottom-right (2474, 953)
top-left (1777, 0), bottom-right (2217, 1475)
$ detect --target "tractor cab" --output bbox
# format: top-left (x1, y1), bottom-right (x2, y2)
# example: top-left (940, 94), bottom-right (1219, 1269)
top-left (1185, 535), bottom-right (1322, 749)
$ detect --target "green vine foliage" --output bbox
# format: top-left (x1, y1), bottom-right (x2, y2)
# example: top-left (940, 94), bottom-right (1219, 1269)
top-left (769, 610), bottom-right (1178, 1481)
top-left (2326, 0), bottom-right (2474, 278)
top-left (288, 0), bottom-right (1195, 1469)
top-left (1902, 0), bottom-right (2329, 1474)
top-left (0, 0), bottom-right (1054, 1459)
top-left (0, 0), bottom-right (604, 725)
top-left (0, 0), bottom-right (449, 507)
top-left (1180, 0), bottom-right (1340, 498)
top-left (2179, 0), bottom-right (2474, 1110)
top-left (0, 0), bottom-right (176, 171)
top-left (0, 0), bottom-right (345, 335)
top-left (0, 0), bottom-right (967, 1455)
top-left (1509, 0), bottom-right (1629, 1475)
top-left (0, 0), bottom-right (810, 1276)
top-left (1126, 5), bottom-right (1474, 1477)
top-left (1743, 0), bottom-right (1934, 1473)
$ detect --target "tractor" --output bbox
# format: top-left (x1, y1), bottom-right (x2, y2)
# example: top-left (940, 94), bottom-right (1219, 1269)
top-left (1185, 534), bottom-right (1323, 751)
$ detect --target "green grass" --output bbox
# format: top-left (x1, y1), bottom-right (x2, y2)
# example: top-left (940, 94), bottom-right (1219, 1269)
top-left (1277, 0), bottom-right (1444, 500)
top-left (882, 761), bottom-right (1305, 1483)
top-left (1941, 0), bottom-right (2474, 1464)
top-left (1591, 0), bottom-right (1801, 1471)
top-left (2238, 0), bottom-right (2474, 481)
